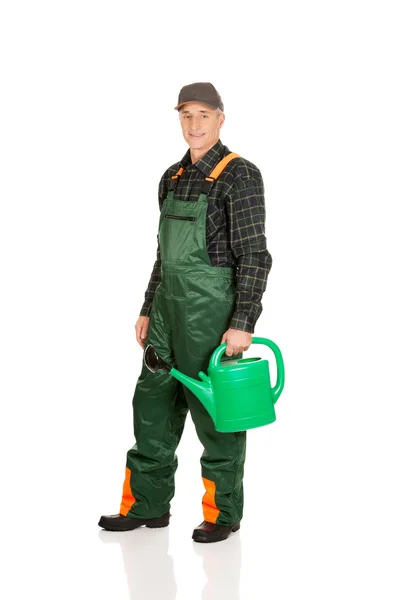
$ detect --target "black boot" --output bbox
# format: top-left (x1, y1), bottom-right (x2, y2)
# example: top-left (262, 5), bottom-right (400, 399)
top-left (192, 520), bottom-right (240, 543)
top-left (98, 511), bottom-right (170, 532)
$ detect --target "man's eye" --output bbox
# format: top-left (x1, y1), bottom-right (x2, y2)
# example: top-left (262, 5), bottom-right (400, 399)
top-left (202, 115), bottom-right (208, 118)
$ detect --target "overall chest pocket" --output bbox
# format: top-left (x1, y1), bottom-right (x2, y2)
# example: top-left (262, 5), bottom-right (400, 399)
top-left (159, 212), bottom-right (199, 263)
top-left (164, 214), bottom-right (197, 222)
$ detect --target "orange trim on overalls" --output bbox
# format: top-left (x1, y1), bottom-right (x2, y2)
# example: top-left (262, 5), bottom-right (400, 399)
top-left (202, 477), bottom-right (220, 523)
top-left (119, 467), bottom-right (136, 516)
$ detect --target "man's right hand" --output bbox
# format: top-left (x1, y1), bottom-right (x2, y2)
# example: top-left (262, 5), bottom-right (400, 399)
top-left (135, 315), bottom-right (150, 349)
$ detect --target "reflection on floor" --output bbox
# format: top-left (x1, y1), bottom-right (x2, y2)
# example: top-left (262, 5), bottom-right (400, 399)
top-left (193, 533), bottom-right (241, 600)
top-left (99, 527), bottom-right (177, 599)
top-left (99, 523), bottom-right (241, 600)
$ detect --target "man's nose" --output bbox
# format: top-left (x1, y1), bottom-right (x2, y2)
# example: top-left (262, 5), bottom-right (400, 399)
top-left (190, 117), bottom-right (202, 130)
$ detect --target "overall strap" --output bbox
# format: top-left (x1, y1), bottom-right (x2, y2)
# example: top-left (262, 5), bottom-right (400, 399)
top-left (166, 166), bottom-right (184, 200)
top-left (166, 152), bottom-right (240, 200)
top-left (167, 167), bottom-right (184, 192)
top-left (201, 152), bottom-right (240, 195)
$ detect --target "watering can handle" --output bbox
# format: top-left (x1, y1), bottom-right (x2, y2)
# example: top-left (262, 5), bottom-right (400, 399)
top-left (210, 336), bottom-right (285, 404)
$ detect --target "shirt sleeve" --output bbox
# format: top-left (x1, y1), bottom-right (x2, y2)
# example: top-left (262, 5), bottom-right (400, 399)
top-left (225, 173), bottom-right (273, 333)
top-left (139, 176), bottom-right (165, 317)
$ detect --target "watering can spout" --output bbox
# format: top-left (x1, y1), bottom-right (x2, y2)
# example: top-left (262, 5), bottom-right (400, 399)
top-left (170, 369), bottom-right (215, 421)
top-left (144, 345), bottom-right (216, 422)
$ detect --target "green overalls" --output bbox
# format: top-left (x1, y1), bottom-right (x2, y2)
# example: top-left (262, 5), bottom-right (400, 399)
top-left (120, 152), bottom-right (246, 526)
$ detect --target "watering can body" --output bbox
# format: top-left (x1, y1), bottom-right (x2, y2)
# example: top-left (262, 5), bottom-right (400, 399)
top-left (145, 337), bottom-right (285, 433)
top-left (201, 342), bottom-right (282, 432)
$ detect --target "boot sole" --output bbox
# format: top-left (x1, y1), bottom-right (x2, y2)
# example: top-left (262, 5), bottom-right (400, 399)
top-left (98, 514), bottom-right (170, 532)
top-left (192, 522), bottom-right (240, 543)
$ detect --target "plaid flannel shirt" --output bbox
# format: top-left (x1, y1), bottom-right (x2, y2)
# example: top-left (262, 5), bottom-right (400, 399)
top-left (140, 139), bottom-right (273, 333)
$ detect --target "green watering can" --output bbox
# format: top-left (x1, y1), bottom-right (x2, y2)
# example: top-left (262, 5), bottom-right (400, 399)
top-left (144, 337), bottom-right (285, 433)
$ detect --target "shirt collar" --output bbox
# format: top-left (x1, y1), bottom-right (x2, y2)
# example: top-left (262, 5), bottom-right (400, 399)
top-left (179, 139), bottom-right (226, 177)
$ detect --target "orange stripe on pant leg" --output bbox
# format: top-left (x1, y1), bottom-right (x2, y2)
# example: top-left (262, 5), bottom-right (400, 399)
top-left (119, 467), bottom-right (136, 516)
top-left (202, 477), bottom-right (220, 524)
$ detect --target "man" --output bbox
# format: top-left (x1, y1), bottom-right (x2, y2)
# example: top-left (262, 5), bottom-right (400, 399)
top-left (99, 82), bottom-right (273, 543)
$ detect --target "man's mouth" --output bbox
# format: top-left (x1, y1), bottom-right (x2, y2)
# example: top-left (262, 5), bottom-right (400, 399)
top-left (189, 133), bottom-right (205, 137)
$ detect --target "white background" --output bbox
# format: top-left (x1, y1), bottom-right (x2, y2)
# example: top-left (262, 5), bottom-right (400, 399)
top-left (1, 1), bottom-right (399, 599)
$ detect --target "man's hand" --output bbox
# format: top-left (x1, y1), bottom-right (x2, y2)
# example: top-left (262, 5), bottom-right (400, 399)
top-left (220, 328), bottom-right (252, 357)
top-left (135, 315), bottom-right (149, 349)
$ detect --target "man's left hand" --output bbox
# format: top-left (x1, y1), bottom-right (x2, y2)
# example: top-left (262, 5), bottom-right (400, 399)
top-left (220, 328), bottom-right (252, 357)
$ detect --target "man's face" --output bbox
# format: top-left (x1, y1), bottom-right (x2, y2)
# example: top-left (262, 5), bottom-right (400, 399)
top-left (179, 103), bottom-right (225, 153)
